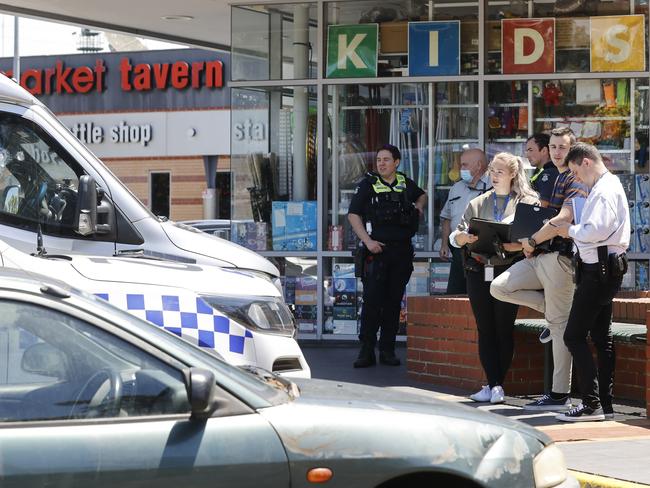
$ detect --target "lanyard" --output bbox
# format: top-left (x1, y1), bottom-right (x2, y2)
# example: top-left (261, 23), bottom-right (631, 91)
top-left (493, 193), bottom-right (510, 221)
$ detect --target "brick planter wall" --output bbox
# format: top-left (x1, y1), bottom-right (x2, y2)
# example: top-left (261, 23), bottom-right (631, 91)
top-left (407, 296), bottom-right (647, 404)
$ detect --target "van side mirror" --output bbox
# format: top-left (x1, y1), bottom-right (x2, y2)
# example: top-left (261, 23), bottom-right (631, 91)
top-left (75, 175), bottom-right (113, 236)
top-left (75, 175), bottom-right (97, 236)
top-left (96, 187), bottom-right (114, 235)
top-left (185, 367), bottom-right (219, 420)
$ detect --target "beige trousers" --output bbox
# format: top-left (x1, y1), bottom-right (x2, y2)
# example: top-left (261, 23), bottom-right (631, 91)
top-left (490, 252), bottom-right (575, 394)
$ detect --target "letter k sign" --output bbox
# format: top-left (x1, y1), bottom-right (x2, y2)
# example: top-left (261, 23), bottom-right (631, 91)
top-left (338, 33), bottom-right (367, 69)
top-left (327, 24), bottom-right (378, 78)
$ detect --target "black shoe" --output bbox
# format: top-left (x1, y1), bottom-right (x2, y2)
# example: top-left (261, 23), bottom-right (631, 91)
top-left (353, 347), bottom-right (376, 368)
top-left (556, 403), bottom-right (605, 422)
top-left (379, 351), bottom-right (401, 366)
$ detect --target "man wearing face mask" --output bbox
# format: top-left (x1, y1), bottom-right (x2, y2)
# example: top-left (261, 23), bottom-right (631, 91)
top-left (440, 148), bottom-right (491, 294)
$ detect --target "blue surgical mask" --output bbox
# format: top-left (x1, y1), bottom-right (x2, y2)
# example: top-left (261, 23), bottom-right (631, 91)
top-left (460, 169), bottom-right (473, 183)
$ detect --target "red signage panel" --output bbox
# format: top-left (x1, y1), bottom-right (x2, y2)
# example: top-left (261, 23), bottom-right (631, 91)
top-left (502, 18), bottom-right (555, 74)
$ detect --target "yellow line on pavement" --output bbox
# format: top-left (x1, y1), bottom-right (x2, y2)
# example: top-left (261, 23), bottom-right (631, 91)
top-left (570, 470), bottom-right (650, 488)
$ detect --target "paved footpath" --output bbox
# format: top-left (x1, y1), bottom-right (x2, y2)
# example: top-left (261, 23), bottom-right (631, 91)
top-left (302, 344), bottom-right (650, 487)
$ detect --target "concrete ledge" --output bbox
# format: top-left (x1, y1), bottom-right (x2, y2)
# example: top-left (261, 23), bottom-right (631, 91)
top-left (515, 319), bottom-right (647, 344)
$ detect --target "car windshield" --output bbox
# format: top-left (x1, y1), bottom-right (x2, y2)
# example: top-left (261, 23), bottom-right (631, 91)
top-left (74, 287), bottom-right (293, 405)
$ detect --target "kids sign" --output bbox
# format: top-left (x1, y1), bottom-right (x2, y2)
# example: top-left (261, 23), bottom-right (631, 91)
top-left (326, 15), bottom-right (646, 78)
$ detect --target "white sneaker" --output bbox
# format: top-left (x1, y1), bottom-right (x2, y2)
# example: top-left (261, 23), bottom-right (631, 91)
top-left (470, 385), bottom-right (491, 402)
top-left (490, 386), bottom-right (505, 404)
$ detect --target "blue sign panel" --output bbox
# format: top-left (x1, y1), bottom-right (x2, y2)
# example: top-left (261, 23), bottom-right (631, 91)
top-left (408, 21), bottom-right (460, 76)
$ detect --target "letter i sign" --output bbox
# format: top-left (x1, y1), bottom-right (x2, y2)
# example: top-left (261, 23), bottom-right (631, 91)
top-left (327, 25), bottom-right (378, 78)
top-left (502, 19), bottom-right (555, 74)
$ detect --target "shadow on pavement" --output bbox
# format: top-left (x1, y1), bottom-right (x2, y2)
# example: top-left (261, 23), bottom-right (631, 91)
top-left (301, 343), bottom-right (646, 427)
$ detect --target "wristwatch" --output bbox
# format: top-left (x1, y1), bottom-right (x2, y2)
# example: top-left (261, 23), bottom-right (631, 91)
top-left (527, 238), bottom-right (537, 249)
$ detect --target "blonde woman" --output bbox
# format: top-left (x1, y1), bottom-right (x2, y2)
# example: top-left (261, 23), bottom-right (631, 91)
top-left (450, 152), bottom-right (539, 404)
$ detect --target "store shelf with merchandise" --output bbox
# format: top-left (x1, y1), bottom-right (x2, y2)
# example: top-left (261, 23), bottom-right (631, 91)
top-left (259, 251), bottom-right (319, 258)
top-left (491, 102), bottom-right (527, 108)
top-left (535, 116), bottom-right (630, 122)
top-left (489, 138), bottom-right (528, 143)
top-left (437, 138), bottom-right (479, 144)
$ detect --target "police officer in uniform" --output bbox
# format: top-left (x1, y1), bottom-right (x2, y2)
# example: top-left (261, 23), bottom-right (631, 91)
top-left (348, 144), bottom-right (427, 368)
top-left (526, 133), bottom-right (559, 204)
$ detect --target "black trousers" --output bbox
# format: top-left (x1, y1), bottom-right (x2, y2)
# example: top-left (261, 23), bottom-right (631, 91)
top-left (359, 242), bottom-right (414, 352)
top-left (466, 265), bottom-right (519, 388)
top-left (563, 268), bottom-right (622, 409)
top-left (446, 245), bottom-right (467, 295)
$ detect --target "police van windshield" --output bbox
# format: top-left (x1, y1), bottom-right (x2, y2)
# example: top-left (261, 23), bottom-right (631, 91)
top-left (34, 104), bottom-right (157, 221)
top-left (0, 112), bottom-right (81, 233)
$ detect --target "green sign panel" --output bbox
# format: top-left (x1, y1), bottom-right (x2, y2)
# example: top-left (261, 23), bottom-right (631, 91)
top-left (326, 24), bottom-right (378, 78)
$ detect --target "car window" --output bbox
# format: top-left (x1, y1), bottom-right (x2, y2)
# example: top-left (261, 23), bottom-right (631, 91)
top-left (0, 299), bottom-right (190, 422)
top-left (0, 112), bottom-right (82, 236)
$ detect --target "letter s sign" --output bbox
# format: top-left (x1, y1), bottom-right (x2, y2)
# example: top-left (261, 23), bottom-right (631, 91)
top-left (591, 15), bottom-right (645, 72)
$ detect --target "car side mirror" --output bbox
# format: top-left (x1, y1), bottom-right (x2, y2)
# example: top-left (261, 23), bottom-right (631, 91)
top-left (185, 367), bottom-right (219, 420)
top-left (21, 342), bottom-right (67, 379)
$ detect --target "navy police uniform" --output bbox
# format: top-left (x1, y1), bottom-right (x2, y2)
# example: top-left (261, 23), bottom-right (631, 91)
top-left (530, 160), bottom-right (560, 205)
top-left (348, 171), bottom-right (424, 365)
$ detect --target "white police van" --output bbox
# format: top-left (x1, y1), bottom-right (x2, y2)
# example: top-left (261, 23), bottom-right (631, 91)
top-left (0, 238), bottom-right (310, 378)
top-left (0, 74), bottom-right (280, 284)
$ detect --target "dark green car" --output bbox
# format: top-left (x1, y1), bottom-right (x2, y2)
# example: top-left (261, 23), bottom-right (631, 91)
top-left (0, 270), bottom-right (576, 488)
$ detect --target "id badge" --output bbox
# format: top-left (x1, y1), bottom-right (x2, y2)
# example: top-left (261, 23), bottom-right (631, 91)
top-left (484, 265), bottom-right (494, 282)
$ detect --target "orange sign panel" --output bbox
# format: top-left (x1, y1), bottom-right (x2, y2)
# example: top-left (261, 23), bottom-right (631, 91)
top-left (591, 15), bottom-right (645, 72)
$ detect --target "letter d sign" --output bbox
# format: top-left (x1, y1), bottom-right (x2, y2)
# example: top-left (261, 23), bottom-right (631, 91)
top-left (502, 19), bottom-right (555, 74)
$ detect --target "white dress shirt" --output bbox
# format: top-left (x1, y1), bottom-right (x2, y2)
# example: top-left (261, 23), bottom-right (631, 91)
top-left (568, 172), bottom-right (630, 264)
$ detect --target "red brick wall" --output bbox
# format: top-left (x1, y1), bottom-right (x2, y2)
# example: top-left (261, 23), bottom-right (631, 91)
top-left (408, 296), bottom-right (647, 403)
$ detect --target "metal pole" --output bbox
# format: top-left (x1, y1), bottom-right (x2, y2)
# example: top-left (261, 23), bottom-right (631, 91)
top-left (292, 4), bottom-right (310, 201)
top-left (12, 16), bottom-right (19, 81)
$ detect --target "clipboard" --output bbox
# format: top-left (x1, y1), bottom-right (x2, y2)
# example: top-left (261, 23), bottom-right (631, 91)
top-left (467, 218), bottom-right (512, 255)
top-left (511, 203), bottom-right (559, 241)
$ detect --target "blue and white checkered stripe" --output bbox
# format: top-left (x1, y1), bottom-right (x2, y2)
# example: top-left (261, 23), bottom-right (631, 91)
top-left (95, 292), bottom-right (255, 360)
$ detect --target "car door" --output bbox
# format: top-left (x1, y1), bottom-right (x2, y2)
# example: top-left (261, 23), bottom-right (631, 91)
top-left (0, 297), bottom-right (290, 488)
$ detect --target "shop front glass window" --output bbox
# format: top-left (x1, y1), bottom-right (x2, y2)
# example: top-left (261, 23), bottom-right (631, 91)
top-left (231, 3), bottom-right (318, 81)
top-left (231, 86), bottom-right (318, 253)
top-left (486, 80), bottom-right (530, 159)
top-left (322, 257), bottom-right (447, 337)
top-left (326, 82), bottom-right (431, 251)
top-left (326, 81), bottom-right (478, 254)
top-left (325, 0), bottom-right (478, 78)
top-left (487, 1), bottom-right (644, 75)
top-left (272, 257), bottom-right (318, 336)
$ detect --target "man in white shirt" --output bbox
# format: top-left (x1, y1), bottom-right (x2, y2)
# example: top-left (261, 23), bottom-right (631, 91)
top-left (553, 143), bottom-right (630, 422)
top-left (439, 148), bottom-right (491, 294)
